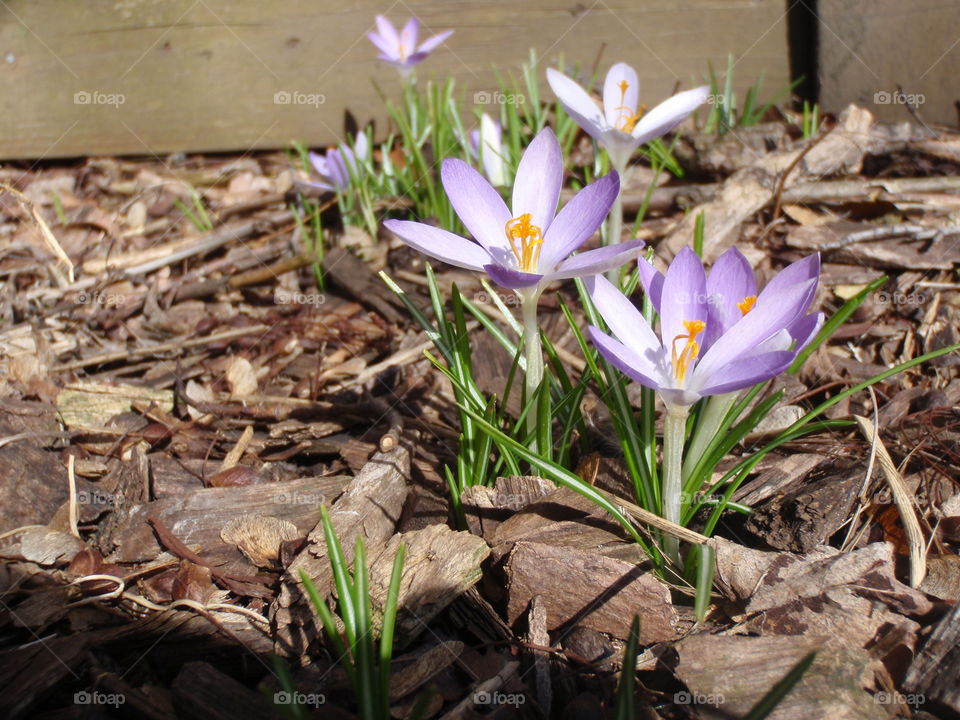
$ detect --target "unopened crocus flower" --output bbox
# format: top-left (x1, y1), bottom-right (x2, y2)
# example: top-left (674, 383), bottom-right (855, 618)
top-left (469, 113), bottom-right (507, 187)
top-left (384, 127), bottom-right (643, 297)
top-left (547, 63), bottom-right (709, 172)
top-left (588, 247), bottom-right (822, 408)
top-left (301, 132), bottom-right (369, 193)
top-left (368, 16), bottom-right (453, 76)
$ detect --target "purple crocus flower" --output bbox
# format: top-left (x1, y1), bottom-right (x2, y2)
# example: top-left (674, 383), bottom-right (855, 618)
top-left (384, 127), bottom-right (644, 295)
top-left (368, 16), bottom-right (453, 74)
top-left (300, 132), bottom-right (369, 193)
top-left (547, 62), bottom-right (709, 171)
top-left (588, 247), bottom-right (823, 407)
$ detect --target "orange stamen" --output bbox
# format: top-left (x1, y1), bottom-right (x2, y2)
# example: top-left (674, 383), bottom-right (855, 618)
top-left (505, 213), bottom-right (543, 273)
top-left (737, 295), bottom-right (757, 315)
top-left (612, 80), bottom-right (646, 132)
top-left (671, 320), bottom-right (706, 382)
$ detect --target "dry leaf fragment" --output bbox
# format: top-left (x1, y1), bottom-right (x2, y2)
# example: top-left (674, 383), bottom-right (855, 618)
top-left (221, 515), bottom-right (300, 567)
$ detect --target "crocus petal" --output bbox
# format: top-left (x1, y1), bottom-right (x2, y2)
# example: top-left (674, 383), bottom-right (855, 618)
top-left (479, 113), bottom-right (506, 187)
top-left (416, 29), bottom-right (453, 54)
top-left (546, 68), bottom-right (606, 141)
top-left (367, 32), bottom-right (396, 58)
top-left (400, 17), bottom-right (419, 54)
top-left (599, 128), bottom-right (641, 171)
top-left (440, 158), bottom-right (512, 254)
top-left (788, 312), bottom-right (824, 351)
top-left (695, 276), bottom-right (817, 378)
top-left (547, 239), bottom-right (645, 281)
top-left (759, 253), bottom-right (820, 313)
top-left (539, 171), bottom-right (619, 269)
top-left (483, 264), bottom-right (543, 289)
top-left (512, 127), bottom-right (562, 233)
top-left (295, 178), bottom-right (335, 193)
top-left (588, 326), bottom-right (665, 391)
top-left (631, 86), bottom-right (710, 145)
top-left (754, 328), bottom-right (793, 354)
top-left (658, 246), bottom-right (708, 360)
top-left (383, 219), bottom-right (490, 271)
top-left (309, 151), bottom-right (329, 177)
top-left (326, 149), bottom-right (349, 188)
top-left (586, 275), bottom-right (663, 365)
top-left (637, 257), bottom-right (664, 312)
top-left (694, 350), bottom-right (795, 396)
top-left (704, 246), bottom-right (757, 348)
top-left (603, 62), bottom-right (640, 130)
top-left (353, 132), bottom-right (369, 163)
top-left (375, 16), bottom-right (400, 55)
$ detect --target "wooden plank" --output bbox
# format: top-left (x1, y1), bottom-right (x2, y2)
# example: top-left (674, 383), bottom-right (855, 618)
top-left (0, 0), bottom-right (790, 159)
top-left (819, 0), bottom-right (959, 125)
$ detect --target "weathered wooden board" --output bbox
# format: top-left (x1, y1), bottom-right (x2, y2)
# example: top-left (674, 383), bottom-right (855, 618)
top-left (819, 0), bottom-right (959, 125)
top-left (0, 0), bottom-right (790, 159)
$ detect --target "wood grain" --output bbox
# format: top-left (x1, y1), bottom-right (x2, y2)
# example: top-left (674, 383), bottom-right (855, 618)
top-left (0, 1), bottom-right (789, 159)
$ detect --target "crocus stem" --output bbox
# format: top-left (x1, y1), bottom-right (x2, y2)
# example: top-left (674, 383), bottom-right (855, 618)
top-left (604, 160), bottom-right (629, 284)
top-left (520, 292), bottom-right (543, 446)
top-left (662, 403), bottom-right (690, 568)
top-left (681, 392), bottom-right (739, 484)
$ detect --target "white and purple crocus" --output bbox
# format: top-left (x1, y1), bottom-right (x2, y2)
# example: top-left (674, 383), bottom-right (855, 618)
top-left (385, 126), bottom-right (644, 431)
top-left (384, 127), bottom-right (643, 297)
top-left (547, 62), bottom-right (709, 173)
top-left (587, 246), bottom-right (822, 562)
top-left (301, 132), bottom-right (369, 193)
top-left (588, 246), bottom-right (823, 408)
top-left (368, 16), bottom-right (453, 77)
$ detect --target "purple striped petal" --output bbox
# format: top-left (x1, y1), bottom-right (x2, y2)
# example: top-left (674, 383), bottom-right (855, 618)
top-left (539, 171), bottom-right (619, 269)
top-left (547, 239), bottom-right (644, 282)
top-left (586, 275), bottom-right (663, 364)
top-left (694, 276), bottom-right (817, 379)
top-left (588, 326), bottom-right (664, 390)
top-left (546, 68), bottom-right (606, 142)
top-left (694, 350), bottom-right (795, 396)
top-left (383, 219), bottom-right (490, 271)
top-left (704, 246), bottom-right (757, 348)
top-left (637, 256), bottom-right (664, 311)
top-left (367, 32), bottom-right (396, 59)
top-left (375, 16), bottom-right (400, 53)
top-left (441, 158), bottom-right (512, 254)
top-left (400, 17), bottom-right (419, 53)
top-left (512, 127), bottom-right (562, 233)
top-left (417, 29), bottom-right (453, 54)
top-left (484, 264), bottom-right (543, 289)
top-left (631, 86), bottom-right (709, 145)
top-left (788, 312), bottom-right (824, 351)
top-left (603, 63), bottom-right (639, 130)
top-left (659, 246), bottom-right (708, 357)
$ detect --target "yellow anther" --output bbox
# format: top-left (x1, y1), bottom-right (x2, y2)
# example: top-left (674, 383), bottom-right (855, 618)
top-left (505, 213), bottom-right (543, 273)
top-left (737, 295), bottom-right (757, 315)
top-left (671, 320), bottom-right (706, 383)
